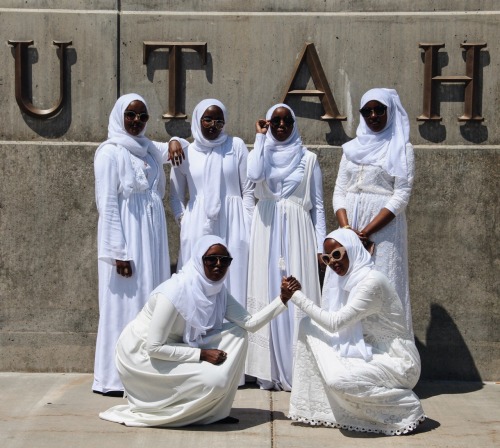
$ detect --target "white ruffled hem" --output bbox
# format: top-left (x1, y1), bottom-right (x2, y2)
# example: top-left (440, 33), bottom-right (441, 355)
top-left (288, 413), bottom-right (426, 436)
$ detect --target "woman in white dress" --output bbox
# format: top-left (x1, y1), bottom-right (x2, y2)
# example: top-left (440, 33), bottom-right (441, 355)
top-left (93, 93), bottom-right (172, 395)
top-left (169, 99), bottom-right (254, 308)
top-left (285, 229), bottom-right (425, 435)
top-left (245, 103), bottom-right (326, 391)
top-left (333, 88), bottom-right (415, 334)
top-left (99, 235), bottom-right (290, 427)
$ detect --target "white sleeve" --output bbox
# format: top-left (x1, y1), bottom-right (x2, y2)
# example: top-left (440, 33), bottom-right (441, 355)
top-left (224, 295), bottom-right (287, 332)
top-left (235, 139), bottom-right (255, 225)
top-left (291, 284), bottom-right (380, 333)
top-left (94, 147), bottom-right (130, 264)
top-left (247, 133), bottom-right (266, 182)
top-left (146, 293), bottom-right (201, 362)
top-left (169, 163), bottom-right (188, 223)
top-left (384, 143), bottom-right (415, 215)
top-left (333, 154), bottom-right (349, 213)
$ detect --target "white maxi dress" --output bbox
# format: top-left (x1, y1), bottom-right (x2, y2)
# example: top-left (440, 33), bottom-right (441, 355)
top-left (99, 291), bottom-right (286, 427)
top-left (333, 144), bottom-right (415, 333)
top-left (169, 137), bottom-right (254, 307)
top-left (289, 270), bottom-right (425, 435)
top-left (93, 142), bottom-right (171, 393)
top-left (246, 134), bottom-right (325, 390)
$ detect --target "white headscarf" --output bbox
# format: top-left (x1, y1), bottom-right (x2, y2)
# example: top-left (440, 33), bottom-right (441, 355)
top-left (342, 88), bottom-right (410, 179)
top-left (95, 93), bottom-right (163, 199)
top-left (190, 99), bottom-right (229, 234)
top-left (322, 228), bottom-right (374, 361)
top-left (263, 103), bottom-right (305, 192)
top-left (154, 235), bottom-right (229, 347)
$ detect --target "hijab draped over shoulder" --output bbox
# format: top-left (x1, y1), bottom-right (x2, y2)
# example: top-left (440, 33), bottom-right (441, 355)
top-left (342, 88), bottom-right (410, 180)
top-left (95, 93), bottom-right (163, 199)
top-left (154, 235), bottom-right (229, 347)
top-left (322, 228), bottom-right (374, 361)
top-left (263, 103), bottom-right (305, 193)
top-left (190, 99), bottom-right (229, 233)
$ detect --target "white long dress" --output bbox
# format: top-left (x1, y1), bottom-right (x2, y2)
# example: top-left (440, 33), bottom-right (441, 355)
top-left (289, 270), bottom-right (425, 435)
top-left (246, 135), bottom-right (326, 390)
top-left (93, 142), bottom-right (171, 393)
top-left (169, 137), bottom-right (254, 307)
top-left (99, 292), bottom-right (286, 427)
top-left (333, 143), bottom-right (415, 333)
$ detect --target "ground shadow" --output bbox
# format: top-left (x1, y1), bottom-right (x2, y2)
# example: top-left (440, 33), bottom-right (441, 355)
top-left (414, 303), bottom-right (483, 398)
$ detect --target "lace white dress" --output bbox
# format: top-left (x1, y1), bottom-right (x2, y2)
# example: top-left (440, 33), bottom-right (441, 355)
top-left (333, 143), bottom-right (415, 333)
top-left (289, 270), bottom-right (425, 435)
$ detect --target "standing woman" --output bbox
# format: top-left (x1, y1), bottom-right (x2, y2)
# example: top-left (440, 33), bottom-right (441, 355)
top-left (333, 88), bottom-right (415, 334)
top-left (245, 103), bottom-right (326, 391)
top-left (93, 93), bottom-right (171, 395)
top-left (169, 99), bottom-right (254, 308)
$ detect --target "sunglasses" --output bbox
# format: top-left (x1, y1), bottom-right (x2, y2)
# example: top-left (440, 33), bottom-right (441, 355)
top-left (201, 117), bottom-right (225, 130)
top-left (202, 255), bottom-right (233, 268)
top-left (124, 110), bottom-right (150, 123)
top-left (320, 247), bottom-right (347, 265)
top-left (359, 105), bottom-right (387, 118)
top-left (269, 115), bottom-right (295, 127)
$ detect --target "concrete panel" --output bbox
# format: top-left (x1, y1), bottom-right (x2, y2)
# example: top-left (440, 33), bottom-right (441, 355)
top-left (0, 1), bottom-right (115, 9)
top-left (119, 11), bottom-right (499, 146)
top-left (0, 9), bottom-right (117, 141)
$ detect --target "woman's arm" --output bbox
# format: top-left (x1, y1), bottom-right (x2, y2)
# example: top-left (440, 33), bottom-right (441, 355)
top-left (225, 294), bottom-right (287, 332)
top-left (291, 282), bottom-right (379, 333)
top-left (247, 130), bottom-right (267, 182)
top-left (94, 147), bottom-right (130, 265)
top-left (169, 158), bottom-right (188, 225)
top-left (146, 294), bottom-right (201, 362)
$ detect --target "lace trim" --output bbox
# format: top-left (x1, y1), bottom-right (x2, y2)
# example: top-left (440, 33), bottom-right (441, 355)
top-left (288, 413), bottom-right (426, 436)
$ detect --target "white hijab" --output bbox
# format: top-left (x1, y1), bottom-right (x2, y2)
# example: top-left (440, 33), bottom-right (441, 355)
top-left (190, 99), bottom-right (229, 234)
top-left (263, 103), bottom-right (305, 192)
top-left (322, 228), bottom-right (374, 361)
top-left (95, 93), bottom-right (163, 199)
top-left (154, 235), bottom-right (229, 347)
top-left (342, 88), bottom-right (410, 179)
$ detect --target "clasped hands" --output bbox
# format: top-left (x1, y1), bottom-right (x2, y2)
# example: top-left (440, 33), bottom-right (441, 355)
top-left (280, 275), bottom-right (302, 303)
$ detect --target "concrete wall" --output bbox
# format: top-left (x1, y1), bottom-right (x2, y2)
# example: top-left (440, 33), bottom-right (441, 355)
top-left (0, 2), bottom-right (498, 380)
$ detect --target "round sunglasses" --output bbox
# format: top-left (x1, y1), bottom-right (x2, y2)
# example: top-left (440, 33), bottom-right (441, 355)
top-left (124, 110), bottom-right (149, 123)
top-left (201, 117), bottom-right (225, 130)
top-left (320, 247), bottom-right (347, 265)
top-left (269, 115), bottom-right (295, 127)
top-left (359, 105), bottom-right (387, 118)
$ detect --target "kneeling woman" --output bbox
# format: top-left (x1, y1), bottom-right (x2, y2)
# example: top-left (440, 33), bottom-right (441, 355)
top-left (284, 229), bottom-right (425, 435)
top-left (100, 235), bottom-right (289, 427)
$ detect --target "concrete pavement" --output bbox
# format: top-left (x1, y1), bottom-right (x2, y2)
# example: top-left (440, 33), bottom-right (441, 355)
top-left (0, 373), bottom-right (498, 448)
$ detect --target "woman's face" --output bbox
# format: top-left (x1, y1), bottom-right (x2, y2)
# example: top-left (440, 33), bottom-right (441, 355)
top-left (200, 105), bottom-right (224, 140)
top-left (323, 239), bottom-right (349, 276)
top-left (361, 100), bottom-right (388, 133)
top-left (124, 100), bottom-right (148, 136)
top-left (270, 107), bottom-right (294, 141)
top-left (202, 244), bottom-right (231, 281)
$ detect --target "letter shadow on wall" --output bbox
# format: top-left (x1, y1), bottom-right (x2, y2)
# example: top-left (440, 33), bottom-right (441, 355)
top-left (145, 50), bottom-right (213, 139)
top-left (414, 304), bottom-right (482, 399)
top-left (12, 45), bottom-right (76, 138)
top-left (418, 50), bottom-right (489, 144)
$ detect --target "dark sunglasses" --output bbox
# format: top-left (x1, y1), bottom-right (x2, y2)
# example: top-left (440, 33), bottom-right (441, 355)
top-left (359, 105), bottom-right (387, 118)
top-left (269, 115), bottom-right (295, 127)
top-left (124, 110), bottom-right (150, 123)
top-left (201, 117), bottom-right (225, 130)
top-left (320, 247), bottom-right (347, 265)
top-left (202, 255), bottom-right (233, 268)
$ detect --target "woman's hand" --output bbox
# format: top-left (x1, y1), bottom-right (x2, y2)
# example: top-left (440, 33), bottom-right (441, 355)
top-left (168, 140), bottom-right (185, 166)
top-left (280, 276), bottom-right (302, 303)
top-left (317, 253), bottom-right (326, 273)
top-left (200, 349), bottom-right (227, 365)
top-left (255, 119), bottom-right (269, 134)
top-left (115, 260), bottom-right (132, 277)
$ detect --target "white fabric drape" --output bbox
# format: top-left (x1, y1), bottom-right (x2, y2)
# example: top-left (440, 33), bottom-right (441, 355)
top-left (93, 93), bottom-right (171, 393)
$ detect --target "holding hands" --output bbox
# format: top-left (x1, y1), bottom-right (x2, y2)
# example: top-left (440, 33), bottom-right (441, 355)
top-left (280, 276), bottom-right (302, 303)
